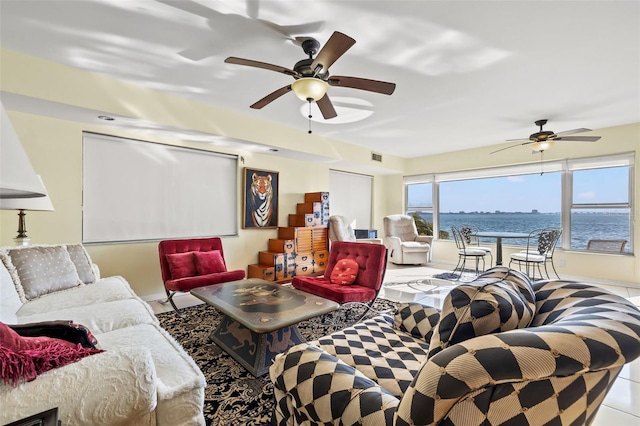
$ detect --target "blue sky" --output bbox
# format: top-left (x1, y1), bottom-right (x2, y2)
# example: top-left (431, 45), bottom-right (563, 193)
top-left (408, 167), bottom-right (628, 213)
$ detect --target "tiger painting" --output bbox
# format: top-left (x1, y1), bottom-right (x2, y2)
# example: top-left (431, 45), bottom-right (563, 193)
top-left (247, 172), bottom-right (276, 227)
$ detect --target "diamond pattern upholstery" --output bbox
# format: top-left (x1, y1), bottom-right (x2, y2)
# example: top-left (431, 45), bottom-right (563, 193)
top-left (270, 269), bottom-right (640, 426)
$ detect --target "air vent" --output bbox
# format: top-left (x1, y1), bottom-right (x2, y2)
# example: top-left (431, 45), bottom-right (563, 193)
top-left (371, 152), bottom-right (383, 162)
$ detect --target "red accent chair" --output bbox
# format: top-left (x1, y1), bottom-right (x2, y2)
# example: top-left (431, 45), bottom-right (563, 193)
top-left (291, 241), bottom-right (387, 320)
top-left (158, 237), bottom-right (245, 316)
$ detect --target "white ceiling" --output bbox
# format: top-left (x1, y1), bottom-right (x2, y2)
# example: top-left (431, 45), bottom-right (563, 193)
top-left (1, 0), bottom-right (639, 159)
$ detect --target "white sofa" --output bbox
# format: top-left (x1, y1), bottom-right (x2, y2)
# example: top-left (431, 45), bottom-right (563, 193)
top-left (0, 244), bottom-right (206, 426)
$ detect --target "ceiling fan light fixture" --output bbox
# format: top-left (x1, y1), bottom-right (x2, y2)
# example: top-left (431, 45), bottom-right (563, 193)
top-left (291, 77), bottom-right (328, 102)
top-left (532, 140), bottom-right (554, 152)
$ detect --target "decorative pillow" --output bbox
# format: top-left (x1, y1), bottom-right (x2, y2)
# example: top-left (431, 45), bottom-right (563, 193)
top-left (0, 321), bottom-right (103, 386)
top-left (427, 275), bottom-right (536, 358)
top-left (65, 244), bottom-right (96, 284)
top-left (329, 259), bottom-right (359, 285)
top-left (193, 250), bottom-right (227, 275)
top-left (394, 302), bottom-right (441, 341)
top-left (166, 252), bottom-right (197, 279)
top-left (5, 246), bottom-right (83, 301)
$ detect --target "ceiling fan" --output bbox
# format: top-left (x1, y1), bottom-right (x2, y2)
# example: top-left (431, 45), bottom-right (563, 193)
top-left (490, 119), bottom-right (601, 154)
top-left (224, 31), bottom-right (396, 125)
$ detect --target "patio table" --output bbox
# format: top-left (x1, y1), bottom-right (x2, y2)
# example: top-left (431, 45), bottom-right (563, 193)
top-left (473, 231), bottom-right (530, 266)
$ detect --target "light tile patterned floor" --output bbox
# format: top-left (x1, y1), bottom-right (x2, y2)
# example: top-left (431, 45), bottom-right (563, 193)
top-left (151, 262), bottom-right (640, 425)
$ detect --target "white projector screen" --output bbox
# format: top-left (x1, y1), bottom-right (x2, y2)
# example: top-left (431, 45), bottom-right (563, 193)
top-left (329, 170), bottom-right (373, 229)
top-left (83, 133), bottom-right (238, 243)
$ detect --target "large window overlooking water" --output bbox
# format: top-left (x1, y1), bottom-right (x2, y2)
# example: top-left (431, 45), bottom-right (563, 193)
top-left (405, 153), bottom-right (633, 253)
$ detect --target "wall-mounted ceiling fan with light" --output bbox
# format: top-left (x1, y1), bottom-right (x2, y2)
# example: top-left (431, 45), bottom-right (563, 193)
top-left (224, 31), bottom-right (396, 131)
top-left (490, 119), bottom-right (601, 154)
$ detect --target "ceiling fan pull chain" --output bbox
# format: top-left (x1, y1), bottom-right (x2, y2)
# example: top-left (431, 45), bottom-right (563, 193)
top-left (308, 100), bottom-right (313, 134)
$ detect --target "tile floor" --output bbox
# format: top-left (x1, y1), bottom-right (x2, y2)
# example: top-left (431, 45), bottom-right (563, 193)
top-left (150, 262), bottom-right (640, 426)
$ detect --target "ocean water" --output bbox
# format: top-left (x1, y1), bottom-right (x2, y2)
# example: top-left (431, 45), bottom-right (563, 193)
top-left (413, 212), bottom-right (630, 252)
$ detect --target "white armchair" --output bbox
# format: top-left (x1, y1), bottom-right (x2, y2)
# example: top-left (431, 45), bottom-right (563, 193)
top-left (383, 214), bottom-right (432, 264)
top-left (328, 215), bottom-right (383, 244)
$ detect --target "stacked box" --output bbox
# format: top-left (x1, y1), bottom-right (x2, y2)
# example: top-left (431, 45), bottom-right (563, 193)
top-left (248, 264), bottom-right (275, 281)
top-left (268, 239), bottom-right (295, 255)
top-left (304, 192), bottom-right (330, 227)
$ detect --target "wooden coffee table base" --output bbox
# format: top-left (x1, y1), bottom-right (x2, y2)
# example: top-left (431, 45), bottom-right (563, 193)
top-left (210, 314), bottom-right (307, 377)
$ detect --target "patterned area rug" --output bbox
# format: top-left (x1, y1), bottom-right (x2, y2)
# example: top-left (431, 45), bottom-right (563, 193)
top-left (156, 299), bottom-right (398, 426)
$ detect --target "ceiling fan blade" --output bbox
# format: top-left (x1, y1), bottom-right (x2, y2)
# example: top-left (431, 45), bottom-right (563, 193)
top-left (250, 85), bottom-right (292, 109)
top-left (311, 31), bottom-right (356, 73)
top-left (328, 76), bottom-right (396, 95)
top-left (490, 142), bottom-right (532, 154)
top-left (554, 128), bottom-right (591, 136)
top-left (316, 94), bottom-right (337, 119)
top-left (554, 136), bottom-right (601, 142)
top-left (225, 57), bottom-right (298, 77)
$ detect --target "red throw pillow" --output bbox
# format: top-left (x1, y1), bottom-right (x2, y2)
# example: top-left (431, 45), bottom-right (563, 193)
top-left (166, 252), bottom-right (197, 279)
top-left (329, 259), bottom-right (359, 285)
top-left (193, 250), bottom-right (227, 275)
top-left (0, 322), bottom-right (103, 386)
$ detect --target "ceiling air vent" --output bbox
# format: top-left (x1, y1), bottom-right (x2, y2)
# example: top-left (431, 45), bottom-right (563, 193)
top-left (371, 152), bottom-right (383, 162)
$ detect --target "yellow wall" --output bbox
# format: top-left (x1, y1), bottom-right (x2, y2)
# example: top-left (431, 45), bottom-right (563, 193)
top-left (2, 48), bottom-right (639, 298)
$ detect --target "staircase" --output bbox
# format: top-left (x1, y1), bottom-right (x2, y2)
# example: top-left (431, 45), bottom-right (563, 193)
top-left (248, 192), bottom-right (330, 283)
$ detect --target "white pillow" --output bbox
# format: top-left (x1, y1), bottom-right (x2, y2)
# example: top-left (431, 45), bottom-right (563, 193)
top-left (5, 245), bottom-right (83, 301)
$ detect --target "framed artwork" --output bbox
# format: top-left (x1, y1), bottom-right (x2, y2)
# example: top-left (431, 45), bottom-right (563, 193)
top-left (243, 167), bottom-right (279, 229)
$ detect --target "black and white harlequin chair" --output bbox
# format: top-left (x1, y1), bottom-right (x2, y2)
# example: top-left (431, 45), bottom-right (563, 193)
top-left (269, 267), bottom-right (640, 426)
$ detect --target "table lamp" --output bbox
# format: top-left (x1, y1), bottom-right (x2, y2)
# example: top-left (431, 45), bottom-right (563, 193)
top-left (0, 175), bottom-right (55, 246)
top-left (0, 102), bottom-right (47, 199)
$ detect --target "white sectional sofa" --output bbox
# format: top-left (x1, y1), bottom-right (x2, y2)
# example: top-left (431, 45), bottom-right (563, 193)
top-left (0, 244), bottom-right (206, 426)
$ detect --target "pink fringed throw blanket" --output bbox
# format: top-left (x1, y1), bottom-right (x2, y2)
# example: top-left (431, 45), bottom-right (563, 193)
top-left (0, 321), bottom-right (103, 386)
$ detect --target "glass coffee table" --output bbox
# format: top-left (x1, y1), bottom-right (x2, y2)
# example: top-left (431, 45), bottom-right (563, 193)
top-left (191, 278), bottom-right (339, 377)
top-left (381, 277), bottom-right (456, 310)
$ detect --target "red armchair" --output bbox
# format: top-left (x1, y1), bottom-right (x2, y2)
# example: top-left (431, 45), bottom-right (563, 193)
top-left (291, 241), bottom-right (387, 321)
top-left (158, 237), bottom-right (245, 316)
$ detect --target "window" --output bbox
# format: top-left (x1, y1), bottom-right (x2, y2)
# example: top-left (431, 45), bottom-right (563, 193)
top-left (404, 153), bottom-right (634, 252)
top-left (570, 166), bottom-right (631, 252)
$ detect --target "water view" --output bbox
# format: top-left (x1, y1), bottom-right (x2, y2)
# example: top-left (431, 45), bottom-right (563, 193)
top-left (412, 212), bottom-right (630, 252)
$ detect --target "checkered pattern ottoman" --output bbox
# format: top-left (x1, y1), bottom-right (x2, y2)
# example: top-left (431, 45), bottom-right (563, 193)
top-left (270, 272), bottom-right (640, 426)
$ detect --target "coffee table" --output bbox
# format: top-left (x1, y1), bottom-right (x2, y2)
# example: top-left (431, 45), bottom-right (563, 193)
top-left (382, 277), bottom-right (456, 310)
top-left (191, 278), bottom-right (339, 377)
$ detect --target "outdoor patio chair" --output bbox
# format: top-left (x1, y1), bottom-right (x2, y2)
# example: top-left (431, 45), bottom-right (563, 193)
top-left (460, 225), bottom-right (493, 266)
top-left (587, 239), bottom-right (627, 253)
top-left (451, 226), bottom-right (487, 277)
top-left (509, 227), bottom-right (562, 280)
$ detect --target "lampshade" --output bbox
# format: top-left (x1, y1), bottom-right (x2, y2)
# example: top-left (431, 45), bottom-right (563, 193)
top-left (0, 175), bottom-right (54, 211)
top-left (291, 78), bottom-right (329, 102)
top-left (531, 140), bottom-right (555, 152)
top-left (0, 102), bottom-right (47, 199)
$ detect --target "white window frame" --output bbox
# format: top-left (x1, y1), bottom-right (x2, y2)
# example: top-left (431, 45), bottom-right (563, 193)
top-left (404, 153), bottom-right (634, 252)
